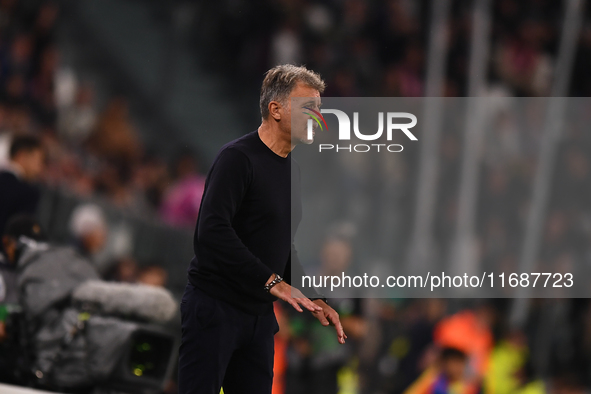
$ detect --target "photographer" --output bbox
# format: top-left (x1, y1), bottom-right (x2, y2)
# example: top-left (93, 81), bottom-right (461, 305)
top-left (2, 214), bottom-right (176, 392)
top-left (0, 214), bottom-right (47, 382)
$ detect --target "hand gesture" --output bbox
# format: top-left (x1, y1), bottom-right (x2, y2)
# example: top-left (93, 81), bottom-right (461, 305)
top-left (310, 299), bottom-right (347, 344)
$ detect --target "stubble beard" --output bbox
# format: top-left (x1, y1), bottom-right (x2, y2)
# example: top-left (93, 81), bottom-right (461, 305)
top-left (293, 127), bottom-right (314, 146)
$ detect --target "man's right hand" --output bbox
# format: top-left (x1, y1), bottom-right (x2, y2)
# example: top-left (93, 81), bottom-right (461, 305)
top-left (267, 275), bottom-right (322, 313)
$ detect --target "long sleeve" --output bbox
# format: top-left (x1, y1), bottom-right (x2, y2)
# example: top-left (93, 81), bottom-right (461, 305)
top-left (189, 131), bottom-right (300, 315)
top-left (194, 147), bottom-right (274, 287)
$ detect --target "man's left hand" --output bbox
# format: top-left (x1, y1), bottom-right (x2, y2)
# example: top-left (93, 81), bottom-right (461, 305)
top-left (311, 299), bottom-right (347, 344)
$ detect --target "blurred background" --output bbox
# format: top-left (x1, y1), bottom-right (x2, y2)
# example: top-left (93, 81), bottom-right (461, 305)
top-left (1, 0), bottom-right (591, 393)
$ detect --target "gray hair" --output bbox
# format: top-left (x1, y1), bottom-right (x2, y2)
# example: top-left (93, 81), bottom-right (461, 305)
top-left (259, 64), bottom-right (326, 119)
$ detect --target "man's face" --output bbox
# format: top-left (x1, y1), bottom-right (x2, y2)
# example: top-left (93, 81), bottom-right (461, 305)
top-left (442, 357), bottom-right (467, 382)
top-left (15, 148), bottom-right (45, 181)
top-left (280, 82), bottom-right (321, 146)
top-left (82, 227), bottom-right (107, 255)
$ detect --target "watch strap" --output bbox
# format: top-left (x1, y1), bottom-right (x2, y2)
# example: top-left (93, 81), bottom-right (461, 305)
top-left (264, 274), bottom-right (284, 293)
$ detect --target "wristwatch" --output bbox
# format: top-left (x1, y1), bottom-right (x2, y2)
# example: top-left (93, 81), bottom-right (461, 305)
top-left (264, 274), bottom-right (284, 293)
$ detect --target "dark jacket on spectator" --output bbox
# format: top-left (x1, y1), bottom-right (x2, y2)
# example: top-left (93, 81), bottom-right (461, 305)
top-left (0, 168), bottom-right (41, 238)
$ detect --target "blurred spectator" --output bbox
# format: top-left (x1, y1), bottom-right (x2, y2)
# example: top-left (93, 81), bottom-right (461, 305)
top-left (86, 97), bottom-right (141, 165)
top-left (69, 203), bottom-right (108, 259)
top-left (30, 45), bottom-right (59, 126)
top-left (404, 347), bottom-right (477, 394)
top-left (0, 135), bottom-right (44, 242)
top-left (393, 299), bottom-right (449, 392)
top-left (160, 149), bottom-right (205, 227)
top-left (94, 159), bottom-right (137, 208)
top-left (484, 330), bottom-right (545, 394)
top-left (58, 82), bottom-right (97, 145)
top-left (433, 304), bottom-right (495, 377)
top-left (494, 20), bottom-right (553, 96)
top-left (138, 264), bottom-right (168, 287)
top-left (3, 33), bottom-right (33, 81)
top-left (134, 153), bottom-right (170, 210)
top-left (105, 256), bottom-right (139, 283)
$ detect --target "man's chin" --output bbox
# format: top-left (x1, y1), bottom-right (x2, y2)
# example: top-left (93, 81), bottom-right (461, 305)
top-left (292, 136), bottom-right (314, 146)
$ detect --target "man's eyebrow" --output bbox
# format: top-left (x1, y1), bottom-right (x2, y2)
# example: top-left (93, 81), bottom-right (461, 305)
top-left (303, 100), bottom-right (322, 108)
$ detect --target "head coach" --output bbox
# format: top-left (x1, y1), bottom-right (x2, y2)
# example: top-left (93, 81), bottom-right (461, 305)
top-left (178, 64), bottom-right (346, 394)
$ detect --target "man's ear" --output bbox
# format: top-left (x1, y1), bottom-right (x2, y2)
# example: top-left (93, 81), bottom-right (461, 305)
top-left (268, 101), bottom-right (282, 121)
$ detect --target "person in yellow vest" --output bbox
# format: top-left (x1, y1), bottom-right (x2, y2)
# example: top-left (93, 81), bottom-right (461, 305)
top-left (484, 330), bottom-right (545, 394)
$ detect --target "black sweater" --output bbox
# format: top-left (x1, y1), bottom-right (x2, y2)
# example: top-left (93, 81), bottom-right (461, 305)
top-left (188, 130), bottom-right (312, 315)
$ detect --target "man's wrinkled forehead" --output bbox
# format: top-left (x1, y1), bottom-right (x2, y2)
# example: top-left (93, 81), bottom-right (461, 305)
top-left (289, 83), bottom-right (321, 101)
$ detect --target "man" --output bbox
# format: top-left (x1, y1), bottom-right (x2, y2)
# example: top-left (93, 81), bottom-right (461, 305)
top-left (0, 135), bottom-right (44, 242)
top-left (179, 64), bottom-right (346, 394)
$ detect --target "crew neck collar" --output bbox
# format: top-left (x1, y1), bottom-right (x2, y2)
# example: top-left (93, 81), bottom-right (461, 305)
top-left (255, 129), bottom-right (290, 161)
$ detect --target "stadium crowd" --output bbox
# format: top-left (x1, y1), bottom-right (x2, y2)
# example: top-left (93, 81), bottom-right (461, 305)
top-left (1, 0), bottom-right (591, 394)
top-left (0, 0), bottom-right (207, 229)
top-left (197, 0), bottom-right (591, 98)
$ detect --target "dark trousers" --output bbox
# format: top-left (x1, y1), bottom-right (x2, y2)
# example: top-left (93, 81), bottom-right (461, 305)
top-left (178, 283), bottom-right (278, 394)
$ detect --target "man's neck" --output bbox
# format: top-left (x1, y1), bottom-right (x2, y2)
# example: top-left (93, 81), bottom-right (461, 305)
top-left (257, 122), bottom-right (293, 158)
